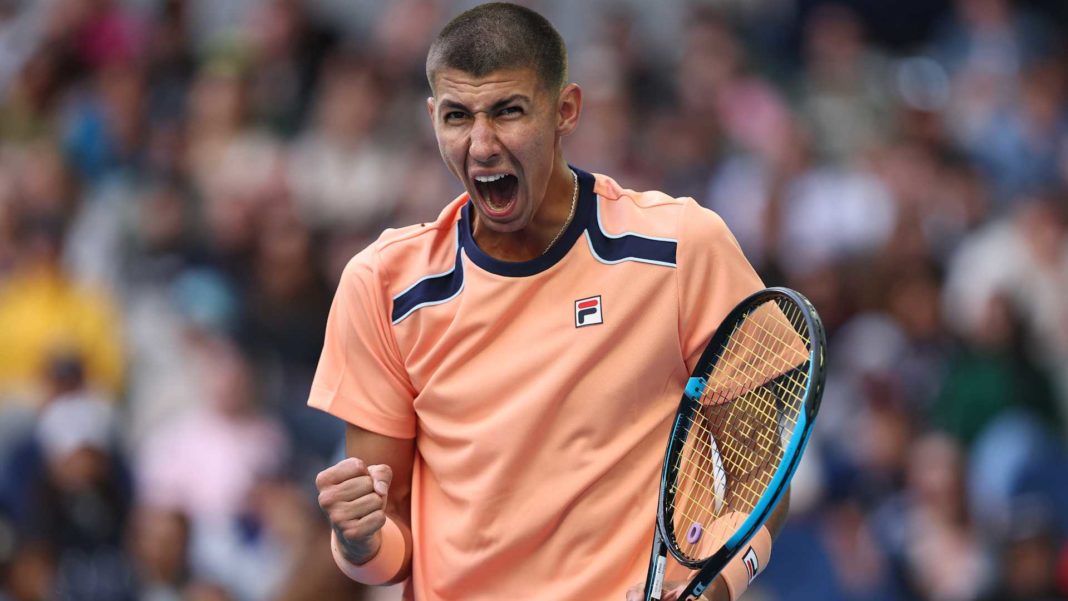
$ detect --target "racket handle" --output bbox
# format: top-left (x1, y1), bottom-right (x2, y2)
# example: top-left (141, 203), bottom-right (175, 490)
top-left (644, 536), bottom-right (667, 601)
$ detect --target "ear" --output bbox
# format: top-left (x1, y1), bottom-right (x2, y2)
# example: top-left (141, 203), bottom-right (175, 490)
top-left (426, 96), bottom-right (435, 122)
top-left (556, 83), bottom-right (582, 137)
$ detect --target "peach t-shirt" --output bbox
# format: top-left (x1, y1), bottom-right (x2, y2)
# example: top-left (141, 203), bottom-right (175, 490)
top-left (309, 168), bottom-right (763, 600)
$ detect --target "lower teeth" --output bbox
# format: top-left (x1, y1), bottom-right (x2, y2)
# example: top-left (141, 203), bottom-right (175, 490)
top-left (481, 176), bottom-right (516, 210)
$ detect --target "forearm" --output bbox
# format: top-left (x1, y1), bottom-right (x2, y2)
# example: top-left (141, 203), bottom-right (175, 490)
top-left (276, 526), bottom-right (370, 601)
top-left (318, 424), bottom-right (416, 585)
top-left (710, 488), bottom-right (790, 601)
top-left (766, 487), bottom-right (790, 538)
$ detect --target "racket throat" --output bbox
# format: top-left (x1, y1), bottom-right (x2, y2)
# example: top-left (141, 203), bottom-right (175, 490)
top-left (684, 376), bottom-right (707, 400)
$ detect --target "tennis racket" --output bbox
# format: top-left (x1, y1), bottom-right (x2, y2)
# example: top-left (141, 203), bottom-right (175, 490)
top-left (643, 287), bottom-right (826, 601)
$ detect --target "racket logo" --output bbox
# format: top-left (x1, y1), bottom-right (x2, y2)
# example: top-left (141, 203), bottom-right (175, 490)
top-left (574, 295), bottom-right (603, 327)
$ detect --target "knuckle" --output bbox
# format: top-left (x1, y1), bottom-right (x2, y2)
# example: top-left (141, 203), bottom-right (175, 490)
top-left (360, 492), bottom-right (382, 510)
top-left (318, 486), bottom-right (339, 510)
top-left (354, 495), bottom-right (379, 516)
top-left (328, 508), bottom-right (349, 525)
top-left (344, 515), bottom-right (381, 540)
top-left (357, 492), bottom-right (383, 513)
top-left (354, 476), bottom-right (374, 496)
top-left (345, 521), bottom-right (373, 540)
top-left (364, 510), bottom-right (387, 531)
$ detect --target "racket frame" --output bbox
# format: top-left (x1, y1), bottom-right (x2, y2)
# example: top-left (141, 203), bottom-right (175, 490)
top-left (643, 287), bottom-right (826, 601)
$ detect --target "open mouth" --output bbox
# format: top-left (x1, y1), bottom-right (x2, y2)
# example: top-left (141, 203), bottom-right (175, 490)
top-left (473, 173), bottom-right (519, 214)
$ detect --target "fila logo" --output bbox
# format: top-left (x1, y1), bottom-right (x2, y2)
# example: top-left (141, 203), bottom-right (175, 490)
top-left (743, 547), bottom-right (760, 584)
top-left (574, 295), bottom-right (603, 327)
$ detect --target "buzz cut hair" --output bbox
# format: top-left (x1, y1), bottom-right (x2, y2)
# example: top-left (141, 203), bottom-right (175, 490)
top-left (426, 2), bottom-right (568, 94)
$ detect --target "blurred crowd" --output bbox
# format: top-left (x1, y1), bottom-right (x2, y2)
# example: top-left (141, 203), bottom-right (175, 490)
top-left (0, 0), bottom-right (1067, 600)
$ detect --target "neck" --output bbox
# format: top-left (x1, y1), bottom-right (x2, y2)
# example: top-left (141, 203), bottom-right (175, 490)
top-left (472, 160), bottom-right (576, 262)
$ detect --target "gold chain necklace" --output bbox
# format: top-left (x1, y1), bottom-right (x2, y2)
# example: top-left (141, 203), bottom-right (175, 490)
top-left (542, 170), bottom-right (579, 255)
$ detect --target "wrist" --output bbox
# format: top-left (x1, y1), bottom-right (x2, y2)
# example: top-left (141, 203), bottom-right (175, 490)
top-left (333, 525), bottom-right (381, 565)
top-left (720, 526), bottom-right (773, 600)
top-left (705, 576), bottom-right (731, 601)
top-left (330, 517), bottom-right (408, 585)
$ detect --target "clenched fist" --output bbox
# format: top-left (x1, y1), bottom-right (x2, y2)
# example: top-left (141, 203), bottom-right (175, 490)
top-left (315, 457), bottom-right (394, 564)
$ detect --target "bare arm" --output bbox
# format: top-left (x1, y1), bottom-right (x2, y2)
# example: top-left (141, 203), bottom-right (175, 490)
top-left (273, 525), bottom-right (369, 601)
top-left (765, 487), bottom-right (790, 538)
top-left (315, 424), bottom-right (416, 584)
top-left (696, 488), bottom-right (791, 601)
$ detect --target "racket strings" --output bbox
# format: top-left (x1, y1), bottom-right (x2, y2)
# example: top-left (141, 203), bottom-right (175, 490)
top-left (668, 298), bottom-right (810, 562)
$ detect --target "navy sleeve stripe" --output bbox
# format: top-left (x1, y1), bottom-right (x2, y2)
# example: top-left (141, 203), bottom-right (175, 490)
top-left (585, 200), bottom-right (677, 267)
top-left (391, 226), bottom-right (465, 324)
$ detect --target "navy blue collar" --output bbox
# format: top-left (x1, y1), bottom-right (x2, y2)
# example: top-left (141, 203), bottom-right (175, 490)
top-left (460, 167), bottom-right (596, 278)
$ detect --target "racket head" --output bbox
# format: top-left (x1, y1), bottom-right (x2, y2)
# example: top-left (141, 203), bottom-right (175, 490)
top-left (655, 287), bottom-right (826, 570)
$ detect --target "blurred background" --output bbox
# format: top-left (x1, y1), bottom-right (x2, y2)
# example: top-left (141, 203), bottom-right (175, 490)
top-left (0, 0), bottom-right (1067, 600)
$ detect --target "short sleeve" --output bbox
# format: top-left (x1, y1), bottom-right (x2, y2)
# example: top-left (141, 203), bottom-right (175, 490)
top-left (677, 199), bottom-right (765, 373)
top-left (308, 245), bottom-right (417, 439)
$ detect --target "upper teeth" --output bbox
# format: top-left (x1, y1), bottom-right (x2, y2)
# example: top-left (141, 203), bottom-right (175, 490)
top-left (475, 174), bottom-right (508, 183)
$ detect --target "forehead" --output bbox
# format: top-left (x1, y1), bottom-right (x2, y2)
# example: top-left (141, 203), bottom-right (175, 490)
top-left (432, 67), bottom-right (545, 106)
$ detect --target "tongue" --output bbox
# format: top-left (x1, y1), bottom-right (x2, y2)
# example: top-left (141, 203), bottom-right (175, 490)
top-left (484, 175), bottom-right (517, 210)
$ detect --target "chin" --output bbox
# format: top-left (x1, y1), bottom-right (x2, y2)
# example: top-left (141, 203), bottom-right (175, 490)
top-left (474, 208), bottom-right (530, 233)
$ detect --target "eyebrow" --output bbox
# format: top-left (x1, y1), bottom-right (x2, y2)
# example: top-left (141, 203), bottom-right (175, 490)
top-left (439, 94), bottom-right (531, 113)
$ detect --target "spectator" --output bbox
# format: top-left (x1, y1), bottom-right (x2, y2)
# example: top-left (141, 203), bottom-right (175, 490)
top-left (287, 52), bottom-right (402, 234)
top-left (15, 355), bottom-right (136, 601)
top-left (0, 213), bottom-right (123, 407)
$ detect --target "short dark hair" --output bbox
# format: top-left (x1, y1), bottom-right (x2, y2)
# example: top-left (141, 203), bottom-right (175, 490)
top-left (426, 2), bottom-right (568, 93)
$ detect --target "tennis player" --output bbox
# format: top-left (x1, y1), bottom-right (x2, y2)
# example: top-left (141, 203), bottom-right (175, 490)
top-left (310, 3), bottom-right (788, 600)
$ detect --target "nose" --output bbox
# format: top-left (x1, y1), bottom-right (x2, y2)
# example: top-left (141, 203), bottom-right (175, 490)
top-left (468, 114), bottom-right (500, 164)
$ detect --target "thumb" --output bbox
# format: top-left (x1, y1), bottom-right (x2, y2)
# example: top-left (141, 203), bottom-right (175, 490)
top-left (367, 464), bottom-right (393, 496)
